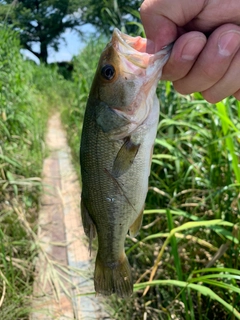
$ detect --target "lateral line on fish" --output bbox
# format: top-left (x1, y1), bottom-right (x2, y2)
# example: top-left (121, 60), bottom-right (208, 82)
top-left (103, 168), bottom-right (137, 213)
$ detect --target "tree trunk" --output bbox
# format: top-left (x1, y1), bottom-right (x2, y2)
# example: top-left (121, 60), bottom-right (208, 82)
top-left (40, 41), bottom-right (48, 63)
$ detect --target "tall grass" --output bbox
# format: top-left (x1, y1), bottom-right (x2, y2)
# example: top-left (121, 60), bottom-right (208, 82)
top-left (126, 87), bottom-right (239, 320)
top-left (62, 36), bottom-right (240, 319)
top-left (0, 26), bottom-right (48, 319)
top-left (0, 25), bottom-right (75, 318)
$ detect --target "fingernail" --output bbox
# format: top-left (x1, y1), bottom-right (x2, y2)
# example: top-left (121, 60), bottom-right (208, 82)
top-left (218, 31), bottom-right (240, 56)
top-left (181, 37), bottom-right (206, 61)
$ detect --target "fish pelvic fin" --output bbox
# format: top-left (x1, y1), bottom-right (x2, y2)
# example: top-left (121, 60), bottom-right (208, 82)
top-left (81, 198), bottom-right (96, 255)
top-left (94, 252), bottom-right (133, 298)
top-left (129, 209), bottom-right (144, 237)
top-left (112, 136), bottom-right (140, 178)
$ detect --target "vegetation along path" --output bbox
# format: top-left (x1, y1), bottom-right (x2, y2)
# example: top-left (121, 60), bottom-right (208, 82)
top-left (30, 112), bottom-right (109, 319)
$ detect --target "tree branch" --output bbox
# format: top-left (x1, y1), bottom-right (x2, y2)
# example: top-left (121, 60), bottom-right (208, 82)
top-left (23, 44), bottom-right (41, 59)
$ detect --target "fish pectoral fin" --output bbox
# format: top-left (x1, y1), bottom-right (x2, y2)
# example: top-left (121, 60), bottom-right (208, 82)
top-left (81, 198), bottom-right (96, 255)
top-left (129, 209), bottom-right (144, 237)
top-left (94, 252), bottom-right (133, 298)
top-left (112, 137), bottom-right (140, 178)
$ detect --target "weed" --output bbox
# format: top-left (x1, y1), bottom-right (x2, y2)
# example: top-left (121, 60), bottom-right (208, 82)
top-left (0, 25), bottom-right (68, 318)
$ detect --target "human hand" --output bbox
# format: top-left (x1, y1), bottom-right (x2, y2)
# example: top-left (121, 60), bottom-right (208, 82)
top-left (140, 0), bottom-right (240, 103)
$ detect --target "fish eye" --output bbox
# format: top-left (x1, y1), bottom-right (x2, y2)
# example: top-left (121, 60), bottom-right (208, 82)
top-left (101, 64), bottom-right (115, 80)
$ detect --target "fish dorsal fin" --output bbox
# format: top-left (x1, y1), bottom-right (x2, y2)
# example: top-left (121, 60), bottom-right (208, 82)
top-left (112, 137), bottom-right (140, 178)
top-left (129, 209), bottom-right (143, 237)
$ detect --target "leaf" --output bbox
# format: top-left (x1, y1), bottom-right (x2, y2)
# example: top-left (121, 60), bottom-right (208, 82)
top-left (152, 154), bottom-right (177, 160)
top-left (155, 138), bottom-right (175, 152)
top-left (6, 170), bottom-right (18, 195)
top-left (143, 220), bottom-right (234, 296)
top-left (0, 154), bottom-right (21, 168)
top-left (216, 101), bottom-right (240, 183)
top-left (192, 267), bottom-right (240, 276)
top-left (196, 279), bottom-right (240, 294)
top-left (210, 225), bottom-right (239, 244)
top-left (134, 280), bottom-right (240, 318)
top-left (144, 209), bottom-right (200, 221)
top-left (190, 274), bottom-right (240, 283)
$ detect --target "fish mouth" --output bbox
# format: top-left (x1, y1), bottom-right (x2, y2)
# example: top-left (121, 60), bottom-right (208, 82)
top-left (111, 28), bottom-right (171, 70)
top-left (107, 29), bottom-right (172, 137)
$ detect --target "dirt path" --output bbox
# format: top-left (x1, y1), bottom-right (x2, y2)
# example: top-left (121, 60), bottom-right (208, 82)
top-left (30, 113), bottom-right (109, 319)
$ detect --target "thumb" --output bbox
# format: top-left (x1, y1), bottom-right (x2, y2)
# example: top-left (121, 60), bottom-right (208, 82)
top-left (140, 6), bottom-right (177, 52)
top-left (140, 0), bottom-right (205, 52)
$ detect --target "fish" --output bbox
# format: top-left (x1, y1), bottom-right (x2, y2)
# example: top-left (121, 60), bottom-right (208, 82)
top-left (80, 28), bottom-right (171, 298)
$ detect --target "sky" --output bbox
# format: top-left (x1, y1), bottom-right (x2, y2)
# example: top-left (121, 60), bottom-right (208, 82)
top-left (21, 24), bottom-right (96, 64)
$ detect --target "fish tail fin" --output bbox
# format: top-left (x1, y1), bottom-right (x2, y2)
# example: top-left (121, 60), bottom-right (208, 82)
top-left (94, 252), bottom-right (133, 298)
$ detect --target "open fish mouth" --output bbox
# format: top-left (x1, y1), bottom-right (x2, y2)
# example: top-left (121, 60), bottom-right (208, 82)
top-left (102, 28), bottom-right (172, 138)
top-left (111, 28), bottom-right (172, 70)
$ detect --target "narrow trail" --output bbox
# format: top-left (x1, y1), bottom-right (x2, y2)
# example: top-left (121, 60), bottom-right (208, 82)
top-left (30, 113), bottom-right (109, 320)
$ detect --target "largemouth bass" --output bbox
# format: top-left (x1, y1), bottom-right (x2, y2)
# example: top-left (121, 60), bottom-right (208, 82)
top-left (80, 29), bottom-right (171, 298)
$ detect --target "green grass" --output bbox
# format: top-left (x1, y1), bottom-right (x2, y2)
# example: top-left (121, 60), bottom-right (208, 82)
top-left (0, 26), bottom-right (49, 319)
top-left (123, 87), bottom-right (239, 320)
top-left (0, 25), bottom-right (75, 319)
top-left (61, 37), bottom-right (240, 320)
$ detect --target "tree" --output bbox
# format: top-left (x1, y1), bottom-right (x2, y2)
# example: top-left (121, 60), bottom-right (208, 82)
top-left (0, 0), bottom-right (143, 63)
top-left (79, 0), bottom-right (143, 36)
top-left (0, 0), bottom-right (82, 63)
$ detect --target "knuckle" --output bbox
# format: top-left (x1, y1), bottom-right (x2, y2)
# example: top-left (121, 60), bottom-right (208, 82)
top-left (201, 90), bottom-right (221, 104)
top-left (172, 81), bottom-right (193, 95)
top-left (233, 90), bottom-right (240, 100)
top-left (200, 64), bottom-right (221, 82)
